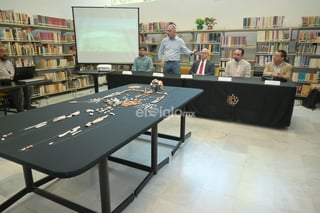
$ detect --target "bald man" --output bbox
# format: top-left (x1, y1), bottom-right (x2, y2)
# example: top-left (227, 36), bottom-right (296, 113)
top-left (189, 48), bottom-right (215, 75)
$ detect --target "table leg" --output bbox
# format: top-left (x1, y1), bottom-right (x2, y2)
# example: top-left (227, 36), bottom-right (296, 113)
top-left (94, 75), bottom-right (99, 93)
top-left (23, 166), bottom-right (34, 192)
top-left (151, 124), bottom-right (158, 175)
top-left (99, 159), bottom-right (111, 213)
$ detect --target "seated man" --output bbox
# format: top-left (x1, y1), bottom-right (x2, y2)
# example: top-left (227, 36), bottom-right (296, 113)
top-left (189, 48), bottom-right (215, 75)
top-left (263, 50), bottom-right (292, 81)
top-left (132, 46), bottom-right (153, 72)
top-left (0, 43), bottom-right (34, 112)
top-left (225, 48), bottom-right (251, 78)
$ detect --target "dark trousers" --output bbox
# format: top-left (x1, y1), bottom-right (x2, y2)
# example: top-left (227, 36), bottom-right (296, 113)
top-left (2, 86), bottom-right (33, 112)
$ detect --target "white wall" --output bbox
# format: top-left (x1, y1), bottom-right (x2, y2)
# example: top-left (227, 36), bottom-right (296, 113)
top-left (1, 0), bottom-right (319, 30)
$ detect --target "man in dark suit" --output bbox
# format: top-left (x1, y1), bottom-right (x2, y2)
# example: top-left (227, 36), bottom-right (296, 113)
top-left (189, 48), bottom-right (215, 75)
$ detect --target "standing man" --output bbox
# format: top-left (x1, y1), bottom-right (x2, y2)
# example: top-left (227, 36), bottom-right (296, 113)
top-left (189, 48), bottom-right (215, 75)
top-left (158, 23), bottom-right (197, 74)
top-left (132, 46), bottom-right (153, 72)
top-left (225, 48), bottom-right (251, 78)
top-left (0, 43), bottom-right (34, 112)
top-left (263, 50), bottom-right (292, 80)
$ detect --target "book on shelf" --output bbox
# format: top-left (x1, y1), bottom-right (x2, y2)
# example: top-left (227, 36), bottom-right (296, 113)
top-left (140, 22), bottom-right (169, 32)
top-left (221, 35), bottom-right (247, 47)
top-left (255, 55), bottom-right (272, 66)
top-left (243, 16), bottom-right (284, 29)
top-left (296, 43), bottom-right (319, 54)
top-left (34, 31), bottom-right (65, 42)
top-left (309, 58), bottom-right (320, 68)
top-left (13, 58), bottom-right (34, 67)
top-left (194, 32), bottom-right (221, 43)
top-left (301, 84), bottom-right (311, 97)
top-left (302, 16), bottom-right (320, 27)
top-left (33, 15), bottom-right (69, 28)
top-left (0, 9), bottom-right (30, 24)
top-left (292, 71), bottom-right (319, 83)
top-left (40, 71), bottom-right (67, 82)
top-left (257, 30), bottom-right (290, 42)
top-left (298, 32), bottom-right (320, 42)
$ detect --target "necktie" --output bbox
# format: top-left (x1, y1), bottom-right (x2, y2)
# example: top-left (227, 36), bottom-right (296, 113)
top-left (198, 60), bottom-right (204, 75)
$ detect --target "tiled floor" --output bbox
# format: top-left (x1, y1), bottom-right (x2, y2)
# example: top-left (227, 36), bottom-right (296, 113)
top-left (0, 87), bottom-right (320, 213)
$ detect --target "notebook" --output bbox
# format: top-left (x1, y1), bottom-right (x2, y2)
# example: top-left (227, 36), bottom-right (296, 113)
top-left (13, 66), bottom-right (36, 81)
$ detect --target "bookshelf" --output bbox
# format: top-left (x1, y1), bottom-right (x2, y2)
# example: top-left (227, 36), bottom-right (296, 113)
top-left (140, 24), bottom-right (320, 91)
top-left (254, 28), bottom-right (297, 77)
top-left (293, 26), bottom-right (320, 97)
top-left (0, 9), bottom-right (93, 99)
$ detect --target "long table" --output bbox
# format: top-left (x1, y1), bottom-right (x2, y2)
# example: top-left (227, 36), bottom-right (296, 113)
top-left (106, 71), bottom-right (297, 128)
top-left (0, 84), bottom-right (202, 213)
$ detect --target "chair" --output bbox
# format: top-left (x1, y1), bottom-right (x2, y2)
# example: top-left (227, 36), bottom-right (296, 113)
top-left (0, 92), bottom-right (10, 116)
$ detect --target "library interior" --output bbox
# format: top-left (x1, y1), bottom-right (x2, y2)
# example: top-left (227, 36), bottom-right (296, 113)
top-left (0, 0), bottom-right (320, 212)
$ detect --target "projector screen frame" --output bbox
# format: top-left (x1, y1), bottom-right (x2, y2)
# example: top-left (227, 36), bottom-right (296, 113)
top-left (72, 6), bottom-right (140, 65)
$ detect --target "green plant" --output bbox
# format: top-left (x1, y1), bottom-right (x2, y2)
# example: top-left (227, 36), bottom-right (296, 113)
top-left (195, 17), bottom-right (205, 26)
top-left (204, 17), bottom-right (217, 25)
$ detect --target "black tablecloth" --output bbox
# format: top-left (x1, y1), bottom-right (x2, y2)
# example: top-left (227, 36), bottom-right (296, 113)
top-left (106, 72), bottom-right (296, 127)
top-left (0, 84), bottom-right (202, 178)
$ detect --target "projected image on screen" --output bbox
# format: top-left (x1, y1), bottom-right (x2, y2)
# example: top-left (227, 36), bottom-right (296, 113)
top-left (72, 7), bottom-right (139, 64)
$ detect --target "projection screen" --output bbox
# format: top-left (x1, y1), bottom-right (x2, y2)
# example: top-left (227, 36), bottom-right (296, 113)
top-left (72, 7), bottom-right (139, 64)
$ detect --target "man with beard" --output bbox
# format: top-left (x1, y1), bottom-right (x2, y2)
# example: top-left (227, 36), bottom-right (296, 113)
top-left (132, 46), bottom-right (153, 72)
top-left (0, 43), bottom-right (34, 112)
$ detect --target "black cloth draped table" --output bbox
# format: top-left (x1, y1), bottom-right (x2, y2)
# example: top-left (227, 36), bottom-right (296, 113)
top-left (0, 84), bottom-right (202, 213)
top-left (106, 71), bottom-right (296, 128)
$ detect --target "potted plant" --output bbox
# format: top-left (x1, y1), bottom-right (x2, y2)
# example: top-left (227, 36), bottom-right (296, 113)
top-left (195, 17), bottom-right (205, 30)
top-left (204, 17), bottom-right (217, 30)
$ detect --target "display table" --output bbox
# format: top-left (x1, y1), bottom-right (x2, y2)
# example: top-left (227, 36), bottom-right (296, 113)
top-left (106, 72), bottom-right (296, 127)
top-left (0, 84), bottom-right (202, 213)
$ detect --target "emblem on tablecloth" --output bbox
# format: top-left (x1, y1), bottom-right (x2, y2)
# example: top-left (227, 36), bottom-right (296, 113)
top-left (227, 94), bottom-right (239, 106)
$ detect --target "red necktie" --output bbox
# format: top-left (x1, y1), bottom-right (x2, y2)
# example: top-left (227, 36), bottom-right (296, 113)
top-left (198, 60), bottom-right (204, 75)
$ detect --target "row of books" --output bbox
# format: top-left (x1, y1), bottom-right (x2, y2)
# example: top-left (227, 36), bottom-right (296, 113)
top-left (296, 84), bottom-right (312, 97)
top-left (298, 32), bottom-right (320, 42)
top-left (5, 42), bottom-right (39, 56)
top-left (13, 58), bottom-right (34, 68)
top-left (296, 43), bottom-right (320, 55)
top-left (34, 32), bottom-right (74, 43)
top-left (0, 27), bottom-right (34, 41)
top-left (243, 16), bottom-right (284, 29)
top-left (255, 55), bottom-right (273, 66)
top-left (294, 56), bottom-right (320, 68)
top-left (33, 15), bottom-right (73, 29)
top-left (141, 35), bottom-right (156, 43)
top-left (220, 50), bottom-right (235, 59)
top-left (72, 77), bottom-right (92, 89)
top-left (256, 30), bottom-right (291, 42)
top-left (301, 16), bottom-right (320, 27)
top-left (292, 71), bottom-right (320, 83)
top-left (41, 71), bottom-right (68, 82)
top-left (194, 32), bottom-right (221, 43)
top-left (0, 9), bottom-right (30, 25)
top-left (140, 22), bottom-right (169, 32)
top-left (256, 42), bottom-right (289, 53)
top-left (38, 58), bottom-right (75, 69)
top-left (194, 44), bottom-right (220, 54)
top-left (36, 83), bottom-right (68, 96)
top-left (4, 42), bottom-right (75, 58)
top-left (221, 35), bottom-right (247, 47)
top-left (42, 44), bottom-right (64, 55)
